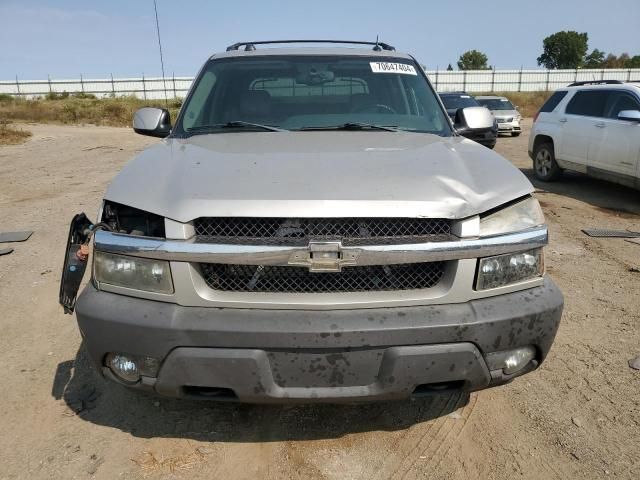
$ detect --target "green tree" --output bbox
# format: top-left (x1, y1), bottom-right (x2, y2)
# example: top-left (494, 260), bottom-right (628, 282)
top-left (537, 31), bottom-right (589, 69)
top-left (625, 55), bottom-right (640, 68)
top-left (583, 49), bottom-right (605, 68)
top-left (457, 50), bottom-right (489, 70)
top-left (446, 63), bottom-right (454, 71)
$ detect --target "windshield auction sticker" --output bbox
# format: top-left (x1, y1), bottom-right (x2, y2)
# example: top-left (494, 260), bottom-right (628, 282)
top-left (370, 62), bottom-right (417, 75)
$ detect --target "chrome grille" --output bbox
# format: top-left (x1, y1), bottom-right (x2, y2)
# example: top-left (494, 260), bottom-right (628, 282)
top-left (194, 217), bottom-right (451, 245)
top-left (200, 262), bottom-right (446, 293)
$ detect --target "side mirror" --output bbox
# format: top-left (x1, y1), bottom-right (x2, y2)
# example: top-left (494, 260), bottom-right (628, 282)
top-left (455, 106), bottom-right (495, 134)
top-left (133, 107), bottom-right (171, 137)
top-left (618, 110), bottom-right (640, 122)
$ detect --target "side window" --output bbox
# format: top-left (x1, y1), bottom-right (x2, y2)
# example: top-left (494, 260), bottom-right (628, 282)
top-left (605, 91), bottom-right (640, 119)
top-left (565, 90), bottom-right (608, 117)
top-left (539, 91), bottom-right (568, 113)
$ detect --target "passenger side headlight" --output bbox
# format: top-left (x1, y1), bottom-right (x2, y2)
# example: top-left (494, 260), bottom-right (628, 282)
top-left (480, 197), bottom-right (545, 237)
top-left (94, 251), bottom-right (174, 294)
top-left (476, 248), bottom-right (544, 290)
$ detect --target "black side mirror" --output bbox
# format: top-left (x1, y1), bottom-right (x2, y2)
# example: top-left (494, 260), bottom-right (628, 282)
top-left (454, 106), bottom-right (494, 134)
top-left (133, 107), bottom-right (172, 138)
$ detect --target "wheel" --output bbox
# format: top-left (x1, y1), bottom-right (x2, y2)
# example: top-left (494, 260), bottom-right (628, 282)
top-left (512, 132), bottom-right (521, 137)
top-left (533, 142), bottom-right (562, 181)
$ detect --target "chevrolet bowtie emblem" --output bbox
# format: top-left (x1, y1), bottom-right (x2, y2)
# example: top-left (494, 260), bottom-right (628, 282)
top-left (288, 240), bottom-right (359, 272)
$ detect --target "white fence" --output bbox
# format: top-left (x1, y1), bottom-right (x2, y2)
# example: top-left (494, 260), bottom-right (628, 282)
top-left (1, 69), bottom-right (639, 99)
top-left (430, 68), bottom-right (640, 92)
top-left (0, 75), bottom-right (193, 100)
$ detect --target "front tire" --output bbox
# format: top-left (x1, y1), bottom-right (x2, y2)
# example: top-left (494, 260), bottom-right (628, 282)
top-left (533, 142), bottom-right (562, 181)
top-left (512, 132), bottom-right (521, 137)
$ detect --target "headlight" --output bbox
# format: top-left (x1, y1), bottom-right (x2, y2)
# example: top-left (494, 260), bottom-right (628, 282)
top-left (480, 197), bottom-right (545, 237)
top-left (94, 251), bottom-right (174, 294)
top-left (476, 248), bottom-right (543, 290)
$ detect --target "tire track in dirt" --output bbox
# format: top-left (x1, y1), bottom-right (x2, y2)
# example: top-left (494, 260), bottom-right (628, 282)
top-left (372, 393), bottom-right (474, 480)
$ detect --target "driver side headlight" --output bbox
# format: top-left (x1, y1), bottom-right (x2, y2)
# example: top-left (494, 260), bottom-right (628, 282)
top-left (479, 197), bottom-right (545, 237)
top-left (476, 197), bottom-right (546, 290)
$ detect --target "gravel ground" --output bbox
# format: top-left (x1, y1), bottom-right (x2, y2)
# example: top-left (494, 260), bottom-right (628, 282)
top-left (0, 120), bottom-right (639, 479)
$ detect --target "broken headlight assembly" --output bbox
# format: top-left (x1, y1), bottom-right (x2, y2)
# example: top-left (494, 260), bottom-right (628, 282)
top-left (59, 201), bottom-right (167, 313)
top-left (101, 200), bottom-right (165, 237)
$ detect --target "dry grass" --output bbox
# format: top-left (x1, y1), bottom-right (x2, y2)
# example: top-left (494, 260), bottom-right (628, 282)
top-left (0, 91), bottom-right (552, 132)
top-left (131, 447), bottom-right (209, 476)
top-left (0, 95), bottom-right (182, 128)
top-left (0, 121), bottom-right (32, 145)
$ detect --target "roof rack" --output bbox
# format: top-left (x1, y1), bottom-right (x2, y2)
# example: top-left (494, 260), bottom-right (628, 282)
top-left (226, 39), bottom-right (396, 52)
top-left (568, 80), bottom-right (624, 87)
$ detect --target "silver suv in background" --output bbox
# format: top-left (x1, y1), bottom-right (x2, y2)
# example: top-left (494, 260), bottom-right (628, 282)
top-left (60, 40), bottom-right (562, 403)
top-left (529, 80), bottom-right (640, 187)
top-left (476, 96), bottom-right (522, 137)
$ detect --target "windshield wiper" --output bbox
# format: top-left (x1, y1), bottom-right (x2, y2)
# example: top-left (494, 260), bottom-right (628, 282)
top-left (186, 121), bottom-right (285, 135)
top-left (299, 122), bottom-right (398, 132)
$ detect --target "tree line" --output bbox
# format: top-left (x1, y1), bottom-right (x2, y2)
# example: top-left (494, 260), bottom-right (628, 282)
top-left (450, 31), bottom-right (640, 70)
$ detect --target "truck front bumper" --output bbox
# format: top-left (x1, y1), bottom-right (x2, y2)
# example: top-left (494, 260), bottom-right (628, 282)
top-left (497, 120), bottom-right (521, 134)
top-left (76, 278), bottom-right (563, 403)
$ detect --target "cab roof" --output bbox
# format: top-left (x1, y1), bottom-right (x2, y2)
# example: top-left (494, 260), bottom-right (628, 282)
top-left (209, 40), bottom-right (413, 61)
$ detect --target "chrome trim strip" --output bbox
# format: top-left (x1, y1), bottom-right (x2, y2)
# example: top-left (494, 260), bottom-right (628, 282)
top-left (94, 226), bottom-right (548, 266)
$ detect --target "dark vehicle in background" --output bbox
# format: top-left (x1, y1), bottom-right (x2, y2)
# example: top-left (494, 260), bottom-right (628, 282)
top-left (439, 92), bottom-right (498, 148)
top-left (476, 96), bottom-right (522, 137)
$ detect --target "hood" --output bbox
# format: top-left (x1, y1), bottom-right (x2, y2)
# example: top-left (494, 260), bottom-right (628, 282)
top-left (105, 131), bottom-right (533, 222)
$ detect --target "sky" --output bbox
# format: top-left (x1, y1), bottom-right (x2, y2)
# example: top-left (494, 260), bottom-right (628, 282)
top-left (1, 0), bottom-right (639, 80)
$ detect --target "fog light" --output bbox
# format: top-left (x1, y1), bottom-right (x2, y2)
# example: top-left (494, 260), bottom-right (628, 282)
top-left (485, 346), bottom-right (536, 375)
top-left (105, 353), bottom-right (160, 384)
top-left (107, 353), bottom-right (140, 383)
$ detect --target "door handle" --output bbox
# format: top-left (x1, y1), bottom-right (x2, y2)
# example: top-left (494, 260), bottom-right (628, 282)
top-left (594, 122), bottom-right (605, 128)
top-left (559, 118), bottom-right (568, 123)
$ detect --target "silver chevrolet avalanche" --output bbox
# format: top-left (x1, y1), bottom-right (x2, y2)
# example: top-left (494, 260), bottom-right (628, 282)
top-left (60, 40), bottom-right (563, 403)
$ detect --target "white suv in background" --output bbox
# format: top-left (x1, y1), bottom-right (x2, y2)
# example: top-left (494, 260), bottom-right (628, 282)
top-left (529, 81), bottom-right (640, 189)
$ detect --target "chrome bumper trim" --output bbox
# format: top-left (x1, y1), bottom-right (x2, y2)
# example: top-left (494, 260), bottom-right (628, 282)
top-left (94, 226), bottom-right (548, 266)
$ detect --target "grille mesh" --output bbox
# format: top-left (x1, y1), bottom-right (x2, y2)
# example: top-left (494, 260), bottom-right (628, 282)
top-left (200, 262), bottom-right (446, 293)
top-left (194, 217), bottom-right (451, 244)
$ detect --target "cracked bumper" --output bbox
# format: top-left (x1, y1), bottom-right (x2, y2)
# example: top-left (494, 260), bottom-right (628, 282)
top-left (76, 278), bottom-right (563, 403)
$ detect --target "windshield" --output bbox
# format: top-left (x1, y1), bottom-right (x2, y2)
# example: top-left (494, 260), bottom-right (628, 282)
top-left (439, 94), bottom-right (480, 110)
top-left (477, 98), bottom-right (515, 110)
top-left (174, 55), bottom-right (450, 135)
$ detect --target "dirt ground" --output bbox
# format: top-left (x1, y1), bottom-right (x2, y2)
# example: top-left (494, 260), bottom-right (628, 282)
top-left (0, 120), bottom-right (639, 480)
